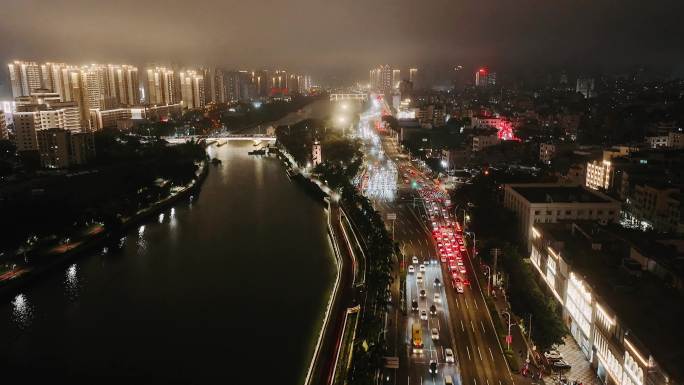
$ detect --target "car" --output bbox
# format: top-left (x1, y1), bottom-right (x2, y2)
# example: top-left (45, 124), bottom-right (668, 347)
top-left (444, 348), bottom-right (455, 363)
top-left (417, 272), bottom-right (424, 284)
top-left (460, 245), bottom-right (466, 252)
top-left (428, 360), bottom-right (438, 375)
top-left (553, 360), bottom-right (572, 370)
top-left (457, 261), bottom-right (464, 266)
top-left (456, 283), bottom-right (464, 293)
top-left (412, 300), bottom-right (419, 311)
top-left (434, 278), bottom-right (441, 287)
top-left (434, 292), bottom-right (441, 303)
top-left (431, 328), bottom-right (439, 340)
top-left (412, 256), bottom-right (419, 264)
top-left (459, 266), bottom-right (466, 274)
top-left (420, 289), bottom-right (427, 298)
top-left (444, 375), bottom-right (455, 385)
top-left (429, 304), bottom-right (437, 315)
top-left (420, 309), bottom-right (428, 320)
top-left (408, 265), bottom-right (415, 274)
top-left (544, 350), bottom-right (563, 361)
top-left (419, 264), bottom-right (426, 272)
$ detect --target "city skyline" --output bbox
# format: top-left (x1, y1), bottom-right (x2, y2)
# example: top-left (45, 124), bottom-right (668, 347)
top-left (1, 0), bottom-right (683, 91)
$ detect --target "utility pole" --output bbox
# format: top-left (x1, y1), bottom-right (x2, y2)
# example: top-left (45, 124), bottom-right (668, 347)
top-left (491, 248), bottom-right (500, 288)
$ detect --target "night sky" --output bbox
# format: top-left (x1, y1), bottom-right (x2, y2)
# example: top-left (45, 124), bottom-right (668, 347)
top-left (1, 0), bottom-right (683, 90)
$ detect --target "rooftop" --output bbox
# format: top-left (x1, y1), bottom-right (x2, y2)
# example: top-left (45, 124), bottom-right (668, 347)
top-left (537, 222), bottom-right (684, 382)
top-left (509, 184), bottom-right (613, 204)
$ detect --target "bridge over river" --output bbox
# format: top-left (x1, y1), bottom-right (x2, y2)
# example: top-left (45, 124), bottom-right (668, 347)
top-left (164, 134), bottom-right (276, 144)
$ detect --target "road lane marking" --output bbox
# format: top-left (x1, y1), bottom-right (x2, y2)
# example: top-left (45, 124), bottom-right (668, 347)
top-left (473, 298), bottom-right (478, 309)
top-left (477, 346), bottom-right (483, 361)
top-left (460, 320), bottom-right (464, 332)
top-left (489, 347), bottom-right (494, 360)
top-left (466, 346), bottom-right (471, 360)
top-left (465, 298), bottom-right (469, 309)
top-left (487, 379), bottom-right (490, 385)
top-left (480, 321), bottom-right (486, 333)
top-left (471, 320), bottom-right (475, 333)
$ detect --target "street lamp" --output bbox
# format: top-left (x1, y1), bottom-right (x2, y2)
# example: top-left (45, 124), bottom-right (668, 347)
top-left (483, 264), bottom-right (491, 295)
top-left (502, 311), bottom-right (516, 351)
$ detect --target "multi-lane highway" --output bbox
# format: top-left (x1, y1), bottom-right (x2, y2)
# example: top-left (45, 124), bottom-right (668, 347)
top-left (356, 97), bottom-right (515, 385)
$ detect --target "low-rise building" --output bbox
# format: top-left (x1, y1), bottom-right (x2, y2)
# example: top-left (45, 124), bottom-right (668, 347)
top-left (644, 130), bottom-right (684, 149)
top-left (89, 108), bottom-right (133, 130)
top-left (530, 222), bottom-right (683, 385)
top-left (472, 134), bottom-right (499, 152)
top-left (503, 183), bottom-right (620, 250)
top-left (36, 128), bottom-right (94, 168)
top-left (585, 146), bottom-right (637, 191)
top-left (645, 135), bottom-right (669, 149)
top-left (630, 183), bottom-right (682, 233)
top-left (586, 159), bottom-right (612, 190)
top-left (415, 104), bottom-right (445, 128)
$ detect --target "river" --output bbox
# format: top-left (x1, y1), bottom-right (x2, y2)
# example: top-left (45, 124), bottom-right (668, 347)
top-left (0, 141), bottom-right (336, 384)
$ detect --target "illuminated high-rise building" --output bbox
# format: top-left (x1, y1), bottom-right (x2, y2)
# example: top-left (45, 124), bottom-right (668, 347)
top-left (106, 64), bottom-right (140, 106)
top-left (298, 75), bottom-right (312, 93)
top-left (80, 65), bottom-right (114, 110)
top-left (8, 61), bottom-right (43, 98)
top-left (392, 69), bottom-right (401, 89)
top-left (212, 69), bottom-right (227, 103)
top-left (409, 68), bottom-right (418, 83)
top-left (179, 70), bottom-right (206, 109)
top-left (272, 70), bottom-right (288, 90)
top-left (239, 71), bottom-right (255, 100)
top-left (254, 70), bottom-right (270, 97)
top-left (475, 68), bottom-right (488, 86)
top-left (0, 111), bottom-right (7, 140)
top-left (146, 67), bottom-right (178, 105)
top-left (576, 78), bottom-right (595, 99)
top-left (370, 65), bottom-right (392, 95)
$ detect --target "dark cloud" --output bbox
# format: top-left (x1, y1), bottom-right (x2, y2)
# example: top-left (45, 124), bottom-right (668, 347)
top-left (1, 0), bottom-right (683, 86)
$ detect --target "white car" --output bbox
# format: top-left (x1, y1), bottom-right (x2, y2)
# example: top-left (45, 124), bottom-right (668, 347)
top-left (431, 328), bottom-right (439, 340)
top-left (417, 272), bottom-right (424, 284)
top-left (434, 292), bottom-right (441, 303)
top-left (420, 309), bottom-right (428, 320)
top-left (412, 256), bottom-right (419, 264)
top-left (408, 265), bottom-right (415, 274)
top-left (456, 283), bottom-right (464, 293)
top-left (445, 348), bottom-right (455, 363)
top-left (419, 264), bottom-right (426, 272)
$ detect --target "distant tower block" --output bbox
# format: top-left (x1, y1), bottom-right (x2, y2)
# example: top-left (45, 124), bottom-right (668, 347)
top-left (312, 140), bottom-right (322, 166)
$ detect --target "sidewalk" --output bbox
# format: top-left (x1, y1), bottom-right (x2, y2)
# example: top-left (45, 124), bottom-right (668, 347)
top-left (541, 336), bottom-right (598, 385)
top-left (473, 261), bottom-right (542, 385)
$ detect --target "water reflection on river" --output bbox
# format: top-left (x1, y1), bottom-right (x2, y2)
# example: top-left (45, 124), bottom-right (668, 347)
top-left (0, 141), bottom-right (335, 384)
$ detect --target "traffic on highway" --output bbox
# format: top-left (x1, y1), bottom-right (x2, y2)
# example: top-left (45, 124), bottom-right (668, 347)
top-left (354, 94), bottom-right (514, 385)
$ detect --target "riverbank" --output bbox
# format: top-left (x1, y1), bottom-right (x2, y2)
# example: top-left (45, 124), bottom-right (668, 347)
top-left (275, 144), bottom-right (361, 385)
top-left (0, 161), bottom-right (209, 299)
